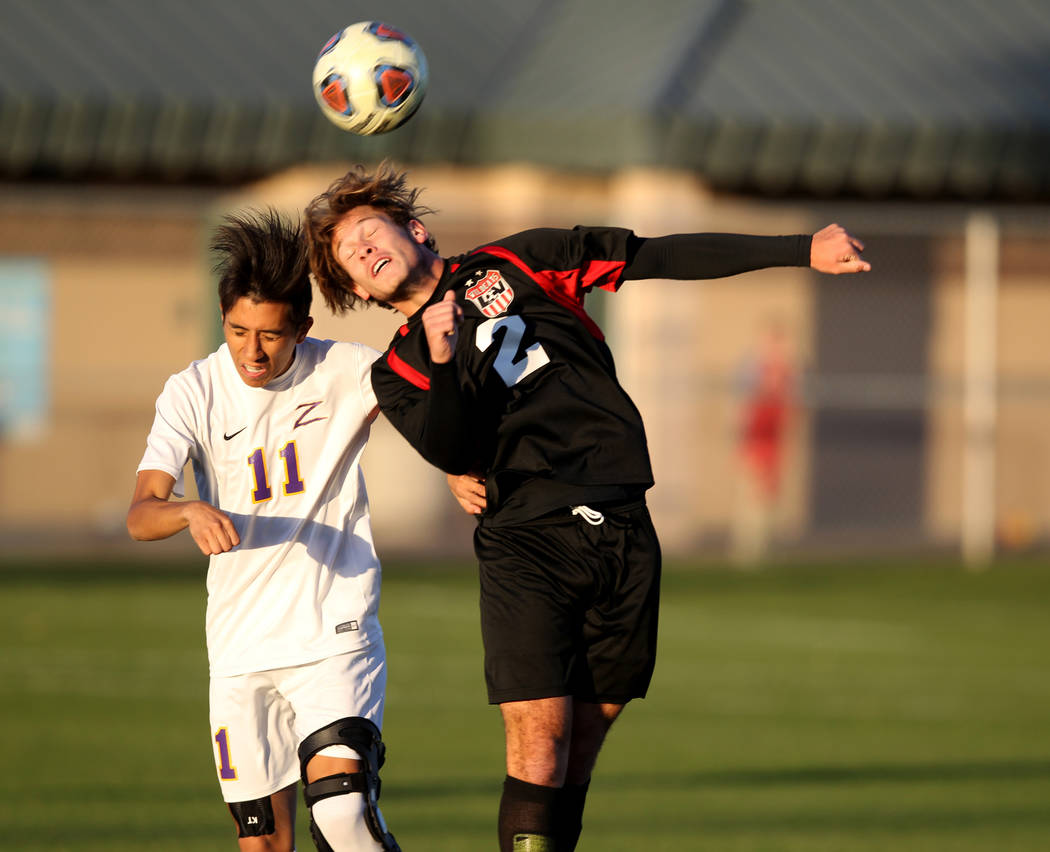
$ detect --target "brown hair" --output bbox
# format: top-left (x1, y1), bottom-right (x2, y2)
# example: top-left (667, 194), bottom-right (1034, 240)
top-left (304, 162), bottom-right (436, 313)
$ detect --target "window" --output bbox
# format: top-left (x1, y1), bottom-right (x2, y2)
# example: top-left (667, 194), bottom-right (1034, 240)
top-left (0, 259), bottom-right (49, 441)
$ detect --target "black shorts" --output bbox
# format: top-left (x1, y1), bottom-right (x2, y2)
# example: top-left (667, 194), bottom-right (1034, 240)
top-left (474, 501), bottom-right (661, 705)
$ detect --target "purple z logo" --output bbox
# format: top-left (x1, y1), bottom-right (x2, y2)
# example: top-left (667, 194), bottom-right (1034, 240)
top-left (294, 401), bottom-right (326, 429)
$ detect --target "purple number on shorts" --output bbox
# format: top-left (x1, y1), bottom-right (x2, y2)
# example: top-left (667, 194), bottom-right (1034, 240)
top-left (280, 441), bottom-right (305, 495)
top-left (214, 727), bottom-right (237, 780)
top-left (248, 448), bottom-right (272, 503)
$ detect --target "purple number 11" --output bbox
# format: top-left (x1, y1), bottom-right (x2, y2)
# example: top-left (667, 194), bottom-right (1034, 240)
top-left (248, 441), bottom-right (305, 503)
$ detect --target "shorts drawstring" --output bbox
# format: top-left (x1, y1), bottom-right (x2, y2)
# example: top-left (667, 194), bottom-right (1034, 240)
top-left (570, 505), bottom-right (606, 526)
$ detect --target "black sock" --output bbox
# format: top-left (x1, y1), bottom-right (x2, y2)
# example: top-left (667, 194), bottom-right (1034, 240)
top-left (555, 779), bottom-right (590, 851)
top-left (498, 775), bottom-right (559, 852)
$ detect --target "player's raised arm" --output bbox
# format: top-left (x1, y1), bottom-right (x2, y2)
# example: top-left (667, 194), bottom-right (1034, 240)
top-left (127, 469), bottom-right (240, 555)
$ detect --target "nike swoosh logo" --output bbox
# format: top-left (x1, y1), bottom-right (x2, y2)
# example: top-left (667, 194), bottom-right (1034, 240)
top-left (223, 427), bottom-right (246, 441)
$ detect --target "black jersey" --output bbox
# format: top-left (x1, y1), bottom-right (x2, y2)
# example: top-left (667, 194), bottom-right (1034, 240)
top-left (371, 226), bottom-right (810, 526)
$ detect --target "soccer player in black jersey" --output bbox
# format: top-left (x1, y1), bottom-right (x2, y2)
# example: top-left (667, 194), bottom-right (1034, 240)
top-left (305, 164), bottom-right (869, 851)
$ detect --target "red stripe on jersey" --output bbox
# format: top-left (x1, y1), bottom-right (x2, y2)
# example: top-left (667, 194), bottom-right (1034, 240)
top-left (585, 259), bottom-right (627, 292)
top-left (472, 245), bottom-right (608, 340)
top-left (387, 347), bottom-right (430, 389)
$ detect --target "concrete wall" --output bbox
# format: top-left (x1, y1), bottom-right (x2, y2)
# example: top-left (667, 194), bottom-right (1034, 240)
top-left (2, 167), bottom-right (1048, 560)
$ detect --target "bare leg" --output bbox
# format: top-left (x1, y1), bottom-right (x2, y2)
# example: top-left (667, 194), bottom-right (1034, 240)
top-left (497, 698), bottom-right (625, 851)
top-left (557, 701), bottom-right (624, 850)
top-left (501, 697), bottom-right (573, 785)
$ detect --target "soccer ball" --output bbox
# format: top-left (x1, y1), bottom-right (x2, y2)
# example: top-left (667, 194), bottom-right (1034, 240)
top-left (312, 21), bottom-right (428, 135)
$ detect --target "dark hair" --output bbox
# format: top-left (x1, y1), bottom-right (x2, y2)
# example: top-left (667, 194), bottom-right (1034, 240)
top-left (305, 162), bottom-right (436, 314)
top-left (211, 209), bottom-right (312, 328)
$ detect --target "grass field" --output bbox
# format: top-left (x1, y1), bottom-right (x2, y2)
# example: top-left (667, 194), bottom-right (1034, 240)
top-left (2, 554), bottom-right (1048, 851)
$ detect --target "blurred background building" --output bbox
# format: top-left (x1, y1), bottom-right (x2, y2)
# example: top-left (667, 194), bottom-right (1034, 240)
top-left (1, 0), bottom-right (1049, 564)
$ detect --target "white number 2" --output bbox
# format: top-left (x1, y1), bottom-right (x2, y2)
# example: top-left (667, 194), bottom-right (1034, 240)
top-left (475, 315), bottom-right (550, 387)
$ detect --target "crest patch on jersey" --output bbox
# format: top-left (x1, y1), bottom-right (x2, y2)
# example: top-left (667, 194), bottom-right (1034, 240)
top-left (465, 270), bottom-right (514, 318)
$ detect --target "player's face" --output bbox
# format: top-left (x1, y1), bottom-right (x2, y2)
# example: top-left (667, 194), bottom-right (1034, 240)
top-left (222, 297), bottom-right (312, 388)
top-left (332, 206), bottom-right (430, 305)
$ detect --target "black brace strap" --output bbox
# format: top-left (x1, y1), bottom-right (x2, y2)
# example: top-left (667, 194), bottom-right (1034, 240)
top-left (227, 796), bottom-right (275, 838)
top-left (298, 716), bottom-right (385, 778)
top-left (302, 770), bottom-right (369, 809)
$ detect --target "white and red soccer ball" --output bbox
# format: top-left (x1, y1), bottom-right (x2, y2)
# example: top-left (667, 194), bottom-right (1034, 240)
top-left (312, 21), bottom-right (428, 136)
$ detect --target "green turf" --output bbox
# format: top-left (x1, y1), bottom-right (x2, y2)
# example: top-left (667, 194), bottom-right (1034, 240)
top-left (1, 555), bottom-right (1048, 850)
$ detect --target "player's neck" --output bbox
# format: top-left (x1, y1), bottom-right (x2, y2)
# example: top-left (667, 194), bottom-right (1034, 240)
top-left (392, 255), bottom-right (445, 317)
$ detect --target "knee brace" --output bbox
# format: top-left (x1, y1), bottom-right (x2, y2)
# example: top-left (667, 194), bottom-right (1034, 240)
top-left (298, 717), bottom-right (400, 852)
top-left (227, 796), bottom-right (275, 838)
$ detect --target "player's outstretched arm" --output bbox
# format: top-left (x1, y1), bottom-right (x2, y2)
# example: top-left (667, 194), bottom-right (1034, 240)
top-left (127, 469), bottom-right (240, 555)
top-left (809, 224), bottom-right (871, 274)
top-left (623, 228), bottom-right (866, 282)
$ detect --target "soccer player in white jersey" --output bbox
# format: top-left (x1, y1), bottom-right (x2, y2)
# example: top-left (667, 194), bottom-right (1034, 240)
top-left (127, 210), bottom-right (401, 851)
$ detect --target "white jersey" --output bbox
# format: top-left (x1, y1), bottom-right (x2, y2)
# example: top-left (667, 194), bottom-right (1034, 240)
top-left (137, 338), bottom-right (384, 677)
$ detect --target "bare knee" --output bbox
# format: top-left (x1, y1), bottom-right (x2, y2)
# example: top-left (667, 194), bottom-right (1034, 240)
top-left (567, 701), bottom-right (625, 783)
top-left (237, 834), bottom-right (294, 852)
top-left (575, 701), bottom-right (624, 738)
top-left (501, 697), bottom-right (573, 786)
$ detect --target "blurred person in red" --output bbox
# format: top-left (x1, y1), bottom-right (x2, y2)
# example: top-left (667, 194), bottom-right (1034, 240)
top-left (732, 317), bottom-right (796, 565)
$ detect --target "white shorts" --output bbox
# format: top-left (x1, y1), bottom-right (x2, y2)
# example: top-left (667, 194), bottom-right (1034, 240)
top-left (208, 642), bottom-right (387, 803)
